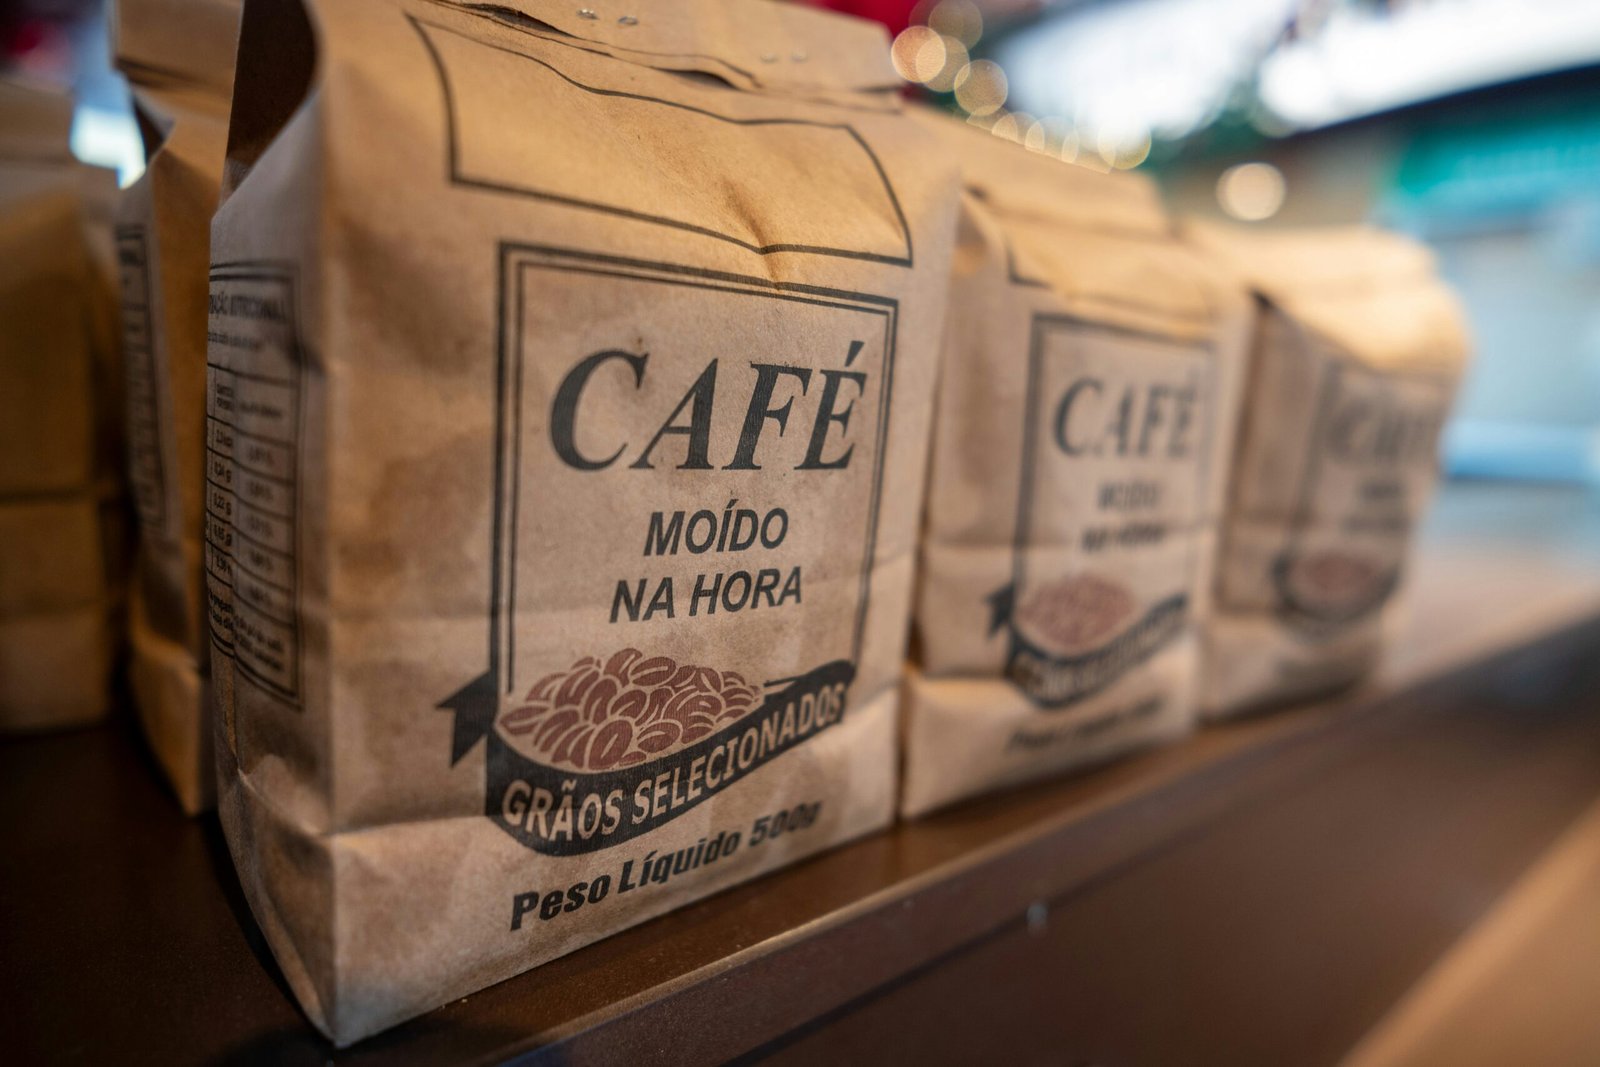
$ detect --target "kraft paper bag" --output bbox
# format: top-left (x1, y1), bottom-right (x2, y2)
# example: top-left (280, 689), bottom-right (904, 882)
top-left (0, 80), bottom-right (125, 732)
top-left (900, 111), bottom-right (1251, 817)
top-left (1184, 222), bottom-right (1468, 717)
top-left (112, 0), bottom-right (241, 811)
top-left (209, 0), bottom-right (957, 1044)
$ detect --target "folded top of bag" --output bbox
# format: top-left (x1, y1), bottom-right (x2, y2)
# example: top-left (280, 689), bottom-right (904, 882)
top-left (909, 107), bottom-right (1168, 237)
top-left (424, 0), bottom-right (900, 96)
top-left (110, 0), bottom-right (242, 94)
top-left (1185, 220), bottom-right (1469, 373)
top-left (908, 107), bottom-right (1230, 342)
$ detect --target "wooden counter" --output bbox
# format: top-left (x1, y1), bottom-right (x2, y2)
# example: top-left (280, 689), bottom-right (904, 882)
top-left (3, 483), bottom-right (1598, 1065)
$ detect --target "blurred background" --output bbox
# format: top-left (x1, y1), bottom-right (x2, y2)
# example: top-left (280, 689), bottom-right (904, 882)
top-left (2, 3), bottom-right (1598, 1062)
top-left (829, 0), bottom-right (1600, 487)
top-left (8, 0), bottom-right (1599, 485)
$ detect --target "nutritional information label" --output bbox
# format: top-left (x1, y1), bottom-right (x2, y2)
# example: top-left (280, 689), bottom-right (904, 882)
top-left (205, 268), bottom-right (302, 704)
top-left (115, 225), bottom-right (166, 533)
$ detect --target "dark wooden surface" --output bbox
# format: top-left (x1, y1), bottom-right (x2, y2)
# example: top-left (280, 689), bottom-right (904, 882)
top-left (2, 485), bottom-right (1599, 1066)
top-left (749, 620), bottom-right (1600, 1067)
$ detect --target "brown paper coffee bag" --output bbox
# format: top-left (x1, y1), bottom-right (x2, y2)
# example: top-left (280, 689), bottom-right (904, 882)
top-left (0, 79), bottom-right (125, 732)
top-left (112, 0), bottom-right (242, 811)
top-left (209, 0), bottom-right (957, 1044)
top-left (900, 112), bottom-right (1250, 817)
top-left (1184, 222), bottom-right (1468, 717)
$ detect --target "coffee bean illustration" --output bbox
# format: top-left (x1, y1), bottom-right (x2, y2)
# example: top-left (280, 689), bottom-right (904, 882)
top-left (631, 656), bottom-right (675, 687)
top-left (1294, 550), bottom-right (1382, 603)
top-left (582, 677), bottom-right (618, 723)
top-left (636, 719), bottom-right (680, 754)
top-left (612, 687), bottom-right (648, 720)
top-left (1019, 573), bottom-right (1137, 653)
top-left (589, 720), bottom-right (633, 770)
top-left (496, 648), bottom-right (764, 770)
top-left (605, 647), bottom-right (641, 680)
top-left (498, 703), bottom-right (540, 736)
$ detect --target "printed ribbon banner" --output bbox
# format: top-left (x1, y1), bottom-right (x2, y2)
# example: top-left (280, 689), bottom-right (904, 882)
top-left (990, 586), bottom-right (1188, 709)
top-left (445, 660), bottom-right (855, 855)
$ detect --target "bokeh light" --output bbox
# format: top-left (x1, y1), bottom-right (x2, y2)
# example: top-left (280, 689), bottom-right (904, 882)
top-left (925, 37), bottom-right (970, 93)
top-left (1216, 161), bottom-right (1287, 220)
top-left (954, 59), bottom-right (1009, 117)
top-left (891, 25), bottom-right (947, 85)
top-left (925, 0), bottom-right (984, 49)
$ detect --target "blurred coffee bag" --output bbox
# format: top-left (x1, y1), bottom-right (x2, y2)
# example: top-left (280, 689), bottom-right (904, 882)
top-left (900, 111), bottom-right (1250, 817)
top-left (1185, 222), bottom-right (1468, 716)
top-left (0, 79), bottom-right (125, 731)
top-left (111, 0), bottom-right (242, 810)
top-left (209, 0), bottom-right (957, 1044)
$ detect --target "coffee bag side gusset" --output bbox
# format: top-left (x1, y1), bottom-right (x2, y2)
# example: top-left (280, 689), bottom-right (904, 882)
top-left (111, 0), bottom-right (242, 812)
top-left (0, 79), bottom-right (125, 732)
top-left (209, 0), bottom-right (957, 1044)
top-left (1185, 222), bottom-right (1469, 717)
top-left (900, 111), bottom-right (1251, 817)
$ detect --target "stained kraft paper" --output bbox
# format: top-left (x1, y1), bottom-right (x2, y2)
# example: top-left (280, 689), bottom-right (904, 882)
top-left (1185, 221), bottom-right (1469, 717)
top-left (901, 111), bottom-right (1251, 817)
top-left (209, 0), bottom-right (957, 1044)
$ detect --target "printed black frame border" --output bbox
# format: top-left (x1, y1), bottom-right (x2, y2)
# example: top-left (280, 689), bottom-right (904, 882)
top-left (1269, 338), bottom-right (1457, 632)
top-left (488, 242), bottom-right (899, 702)
top-left (1012, 312), bottom-right (1219, 633)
